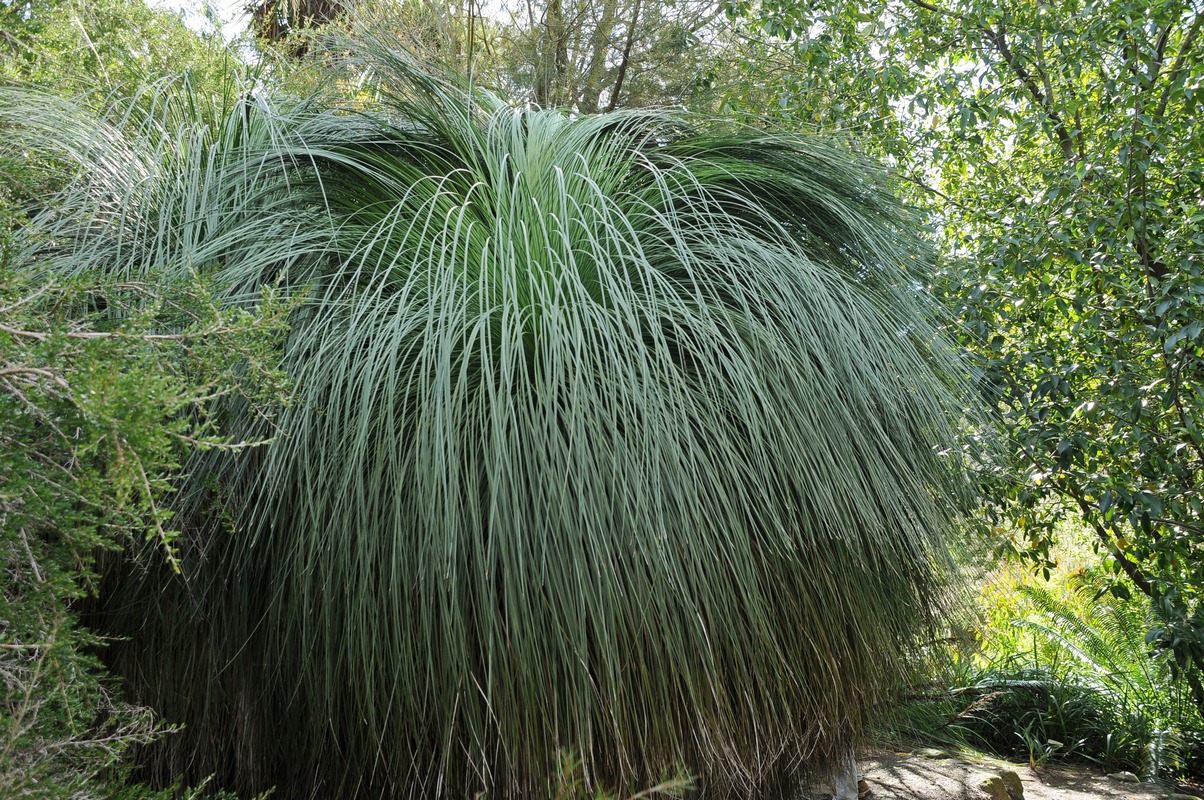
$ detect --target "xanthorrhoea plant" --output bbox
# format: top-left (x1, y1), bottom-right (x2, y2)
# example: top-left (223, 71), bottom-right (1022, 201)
top-left (5, 38), bottom-right (978, 798)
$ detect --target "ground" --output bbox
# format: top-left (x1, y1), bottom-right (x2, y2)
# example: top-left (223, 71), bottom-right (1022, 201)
top-left (849, 748), bottom-right (1202, 800)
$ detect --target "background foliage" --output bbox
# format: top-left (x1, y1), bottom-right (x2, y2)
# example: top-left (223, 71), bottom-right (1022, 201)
top-left (249, 0), bottom-right (731, 111)
top-left (2, 0), bottom-right (239, 100)
top-left (729, 0), bottom-right (1204, 716)
top-left (884, 534), bottom-right (1204, 781)
top-left (0, 221), bottom-right (290, 798)
top-left (1, 9), bottom-right (285, 794)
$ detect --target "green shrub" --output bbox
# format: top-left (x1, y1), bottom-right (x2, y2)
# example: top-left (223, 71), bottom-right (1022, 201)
top-left (0, 197), bottom-right (289, 796)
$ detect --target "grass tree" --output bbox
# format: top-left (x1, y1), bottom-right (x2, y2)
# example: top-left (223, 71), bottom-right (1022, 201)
top-left (4, 36), bottom-right (978, 798)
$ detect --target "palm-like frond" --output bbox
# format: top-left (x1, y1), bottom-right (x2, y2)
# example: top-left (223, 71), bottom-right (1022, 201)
top-left (1014, 584), bottom-right (1170, 713)
top-left (5, 41), bottom-right (977, 798)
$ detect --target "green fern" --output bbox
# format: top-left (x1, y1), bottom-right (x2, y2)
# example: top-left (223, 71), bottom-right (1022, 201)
top-left (982, 584), bottom-right (1203, 777)
top-left (1016, 584), bottom-right (1164, 711)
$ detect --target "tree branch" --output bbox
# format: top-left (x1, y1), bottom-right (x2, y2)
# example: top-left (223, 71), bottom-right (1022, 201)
top-left (1033, 29), bottom-right (1058, 124)
top-left (0, 321), bottom-right (248, 343)
top-left (1151, 21), bottom-right (1174, 84)
top-left (901, 172), bottom-right (972, 210)
top-left (1155, 10), bottom-right (1204, 121)
top-left (904, 0), bottom-right (966, 21)
top-left (1070, 493), bottom-right (1155, 597)
top-left (605, 0), bottom-right (642, 112)
top-left (0, 366), bottom-right (70, 391)
top-left (983, 23), bottom-right (1077, 161)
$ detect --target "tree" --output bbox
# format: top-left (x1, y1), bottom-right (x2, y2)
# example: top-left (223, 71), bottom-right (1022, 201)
top-left (1, 0), bottom-right (61, 56)
top-left (730, 0), bottom-right (1204, 709)
top-left (250, 0), bottom-right (340, 44)
top-left (1, 0), bottom-right (238, 100)
top-left (8, 35), bottom-right (978, 798)
top-left (501, 0), bottom-right (724, 110)
top-left (251, 0), bottom-right (731, 111)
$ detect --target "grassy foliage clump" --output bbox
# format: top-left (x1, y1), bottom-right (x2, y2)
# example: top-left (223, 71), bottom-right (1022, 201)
top-left (6, 37), bottom-right (978, 798)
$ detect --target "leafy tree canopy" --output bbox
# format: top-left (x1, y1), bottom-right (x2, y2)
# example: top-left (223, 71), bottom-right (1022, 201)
top-left (729, 0), bottom-right (1204, 710)
top-left (248, 0), bottom-right (734, 111)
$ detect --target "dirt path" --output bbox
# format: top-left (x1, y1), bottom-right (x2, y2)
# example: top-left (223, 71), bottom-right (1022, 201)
top-left (854, 748), bottom-right (1200, 800)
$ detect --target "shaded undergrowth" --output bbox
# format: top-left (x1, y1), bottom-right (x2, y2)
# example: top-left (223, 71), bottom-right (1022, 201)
top-left (884, 558), bottom-right (1204, 782)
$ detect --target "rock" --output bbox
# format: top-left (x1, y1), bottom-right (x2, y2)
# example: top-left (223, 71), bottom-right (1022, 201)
top-left (977, 771), bottom-right (1023, 800)
top-left (918, 747), bottom-right (951, 759)
top-left (1106, 771), bottom-right (1140, 783)
top-left (977, 775), bottom-right (1009, 800)
top-left (998, 769), bottom-right (1024, 800)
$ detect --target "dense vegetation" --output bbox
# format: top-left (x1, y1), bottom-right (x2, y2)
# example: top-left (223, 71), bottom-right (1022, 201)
top-left (2, 0), bottom-right (1202, 797)
top-left (6, 32), bottom-right (976, 797)
top-left (0, 124), bottom-right (289, 798)
top-left (731, 0), bottom-right (1204, 706)
top-left (883, 533), bottom-right (1204, 782)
